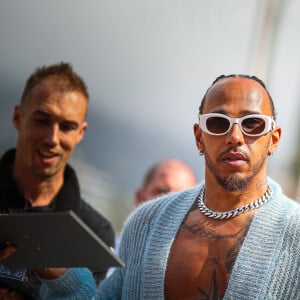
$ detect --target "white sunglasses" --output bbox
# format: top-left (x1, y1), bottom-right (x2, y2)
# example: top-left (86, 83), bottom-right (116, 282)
top-left (199, 113), bottom-right (275, 136)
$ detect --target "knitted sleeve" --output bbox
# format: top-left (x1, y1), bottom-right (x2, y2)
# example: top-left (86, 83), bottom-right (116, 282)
top-left (39, 268), bottom-right (99, 300)
top-left (38, 200), bottom-right (165, 299)
top-left (99, 197), bottom-right (165, 299)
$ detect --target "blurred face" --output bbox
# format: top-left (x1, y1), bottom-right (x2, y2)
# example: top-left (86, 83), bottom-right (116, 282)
top-left (13, 79), bottom-right (88, 179)
top-left (135, 161), bottom-right (196, 205)
top-left (194, 77), bottom-right (281, 191)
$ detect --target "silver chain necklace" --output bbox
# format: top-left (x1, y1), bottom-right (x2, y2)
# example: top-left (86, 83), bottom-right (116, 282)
top-left (197, 185), bottom-right (272, 219)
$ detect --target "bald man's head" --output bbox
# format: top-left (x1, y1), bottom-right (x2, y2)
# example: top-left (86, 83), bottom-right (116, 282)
top-left (134, 159), bottom-right (197, 206)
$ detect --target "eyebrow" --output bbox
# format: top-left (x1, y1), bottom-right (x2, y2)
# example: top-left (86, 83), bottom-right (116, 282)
top-left (32, 110), bottom-right (80, 128)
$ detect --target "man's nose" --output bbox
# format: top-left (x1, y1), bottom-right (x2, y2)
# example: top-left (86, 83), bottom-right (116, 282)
top-left (224, 123), bottom-right (244, 145)
top-left (43, 124), bottom-right (60, 145)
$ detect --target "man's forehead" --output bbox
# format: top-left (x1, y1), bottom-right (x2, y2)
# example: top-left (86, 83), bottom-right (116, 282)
top-left (208, 76), bottom-right (266, 96)
top-left (204, 76), bottom-right (270, 110)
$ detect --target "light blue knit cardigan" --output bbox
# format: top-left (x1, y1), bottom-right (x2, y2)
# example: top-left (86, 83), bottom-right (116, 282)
top-left (42, 178), bottom-right (300, 299)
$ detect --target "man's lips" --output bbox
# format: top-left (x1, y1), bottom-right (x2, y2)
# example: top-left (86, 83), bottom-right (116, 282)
top-left (38, 150), bottom-right (59, 158)
top-left (222, 152), bottom-right (248, 164)
top-left (37, 150), bottom-right (60, 163)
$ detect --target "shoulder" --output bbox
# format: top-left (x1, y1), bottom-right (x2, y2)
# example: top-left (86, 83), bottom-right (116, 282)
top-left (122, 185), bottom-right (202, 238)
top-left (268, 177), bottom-right (300, 209)
top-left (267, 177), bottom-right (300, 231)
top-left (77, 200), bottom-right (115, 247)
top-left (117, 185), bottom-right (202, 267)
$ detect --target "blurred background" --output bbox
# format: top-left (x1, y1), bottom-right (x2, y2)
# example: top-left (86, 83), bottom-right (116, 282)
top-left (1, 0), bottom-right (299, 233)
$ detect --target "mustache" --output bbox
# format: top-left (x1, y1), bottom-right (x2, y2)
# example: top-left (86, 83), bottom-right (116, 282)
top-left (219, 147), bottom-right (250, 161)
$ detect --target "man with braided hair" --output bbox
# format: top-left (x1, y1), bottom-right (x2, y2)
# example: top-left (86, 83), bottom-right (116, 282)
top-left (4, 74), bottom-right (300, 299)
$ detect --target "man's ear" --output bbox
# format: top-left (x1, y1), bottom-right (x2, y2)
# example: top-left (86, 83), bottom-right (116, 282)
top-left (76, 121), bottom-right (88, 144)
top-left (268, 126), bottom-right (282, 155)
top-left (13, 105), bottom-right (21, 130)
top-left (134, 188), bottom-right (144, 207)
top-left (193, 123), bottom-right (204, 153)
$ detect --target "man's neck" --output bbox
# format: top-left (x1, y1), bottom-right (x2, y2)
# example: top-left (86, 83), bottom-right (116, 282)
top-left (13, 169), bottom-right (64, 207)
top-left (204, 174), bottom-right (269, 212)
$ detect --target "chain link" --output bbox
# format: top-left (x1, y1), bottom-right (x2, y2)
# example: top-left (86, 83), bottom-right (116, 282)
top-left (197, 186), bottom-right (272, 219)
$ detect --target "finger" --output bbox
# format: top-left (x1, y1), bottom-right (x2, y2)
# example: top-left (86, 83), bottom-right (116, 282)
top-left (34, 267), bottom-right (67, 279)
top-left (0, 245), bottom-right (17, 260)
top-left (0, 288), bottom-right (24, 300)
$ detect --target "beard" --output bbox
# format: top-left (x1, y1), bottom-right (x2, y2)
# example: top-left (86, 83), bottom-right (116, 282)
top-left (202, 144), bottom-right (269, 192)
top-left (214, 173), bottom-right (251, 191)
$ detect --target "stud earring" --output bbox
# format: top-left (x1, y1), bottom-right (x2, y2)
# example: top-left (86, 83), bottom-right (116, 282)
top-left (199, 149), bottom-right (204, 156)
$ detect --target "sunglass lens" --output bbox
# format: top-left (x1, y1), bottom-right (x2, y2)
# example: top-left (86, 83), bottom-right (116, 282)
top-left (242, 117), bottom-right (266, 134)
top-left (206, 116), bottom-right (230, 134)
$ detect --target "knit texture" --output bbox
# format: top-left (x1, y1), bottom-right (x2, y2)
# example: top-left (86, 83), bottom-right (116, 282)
top-left (40, 268), bottom-right (97, 299)
top-left (42, 178), bottom-right (300, 299)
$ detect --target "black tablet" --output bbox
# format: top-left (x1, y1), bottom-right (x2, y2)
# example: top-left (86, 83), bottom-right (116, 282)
top-left (0, 211), bottom-right (124, 269)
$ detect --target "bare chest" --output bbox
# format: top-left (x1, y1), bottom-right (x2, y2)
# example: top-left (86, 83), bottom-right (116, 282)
top-left (164, 210), bottom-right (252, 299)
